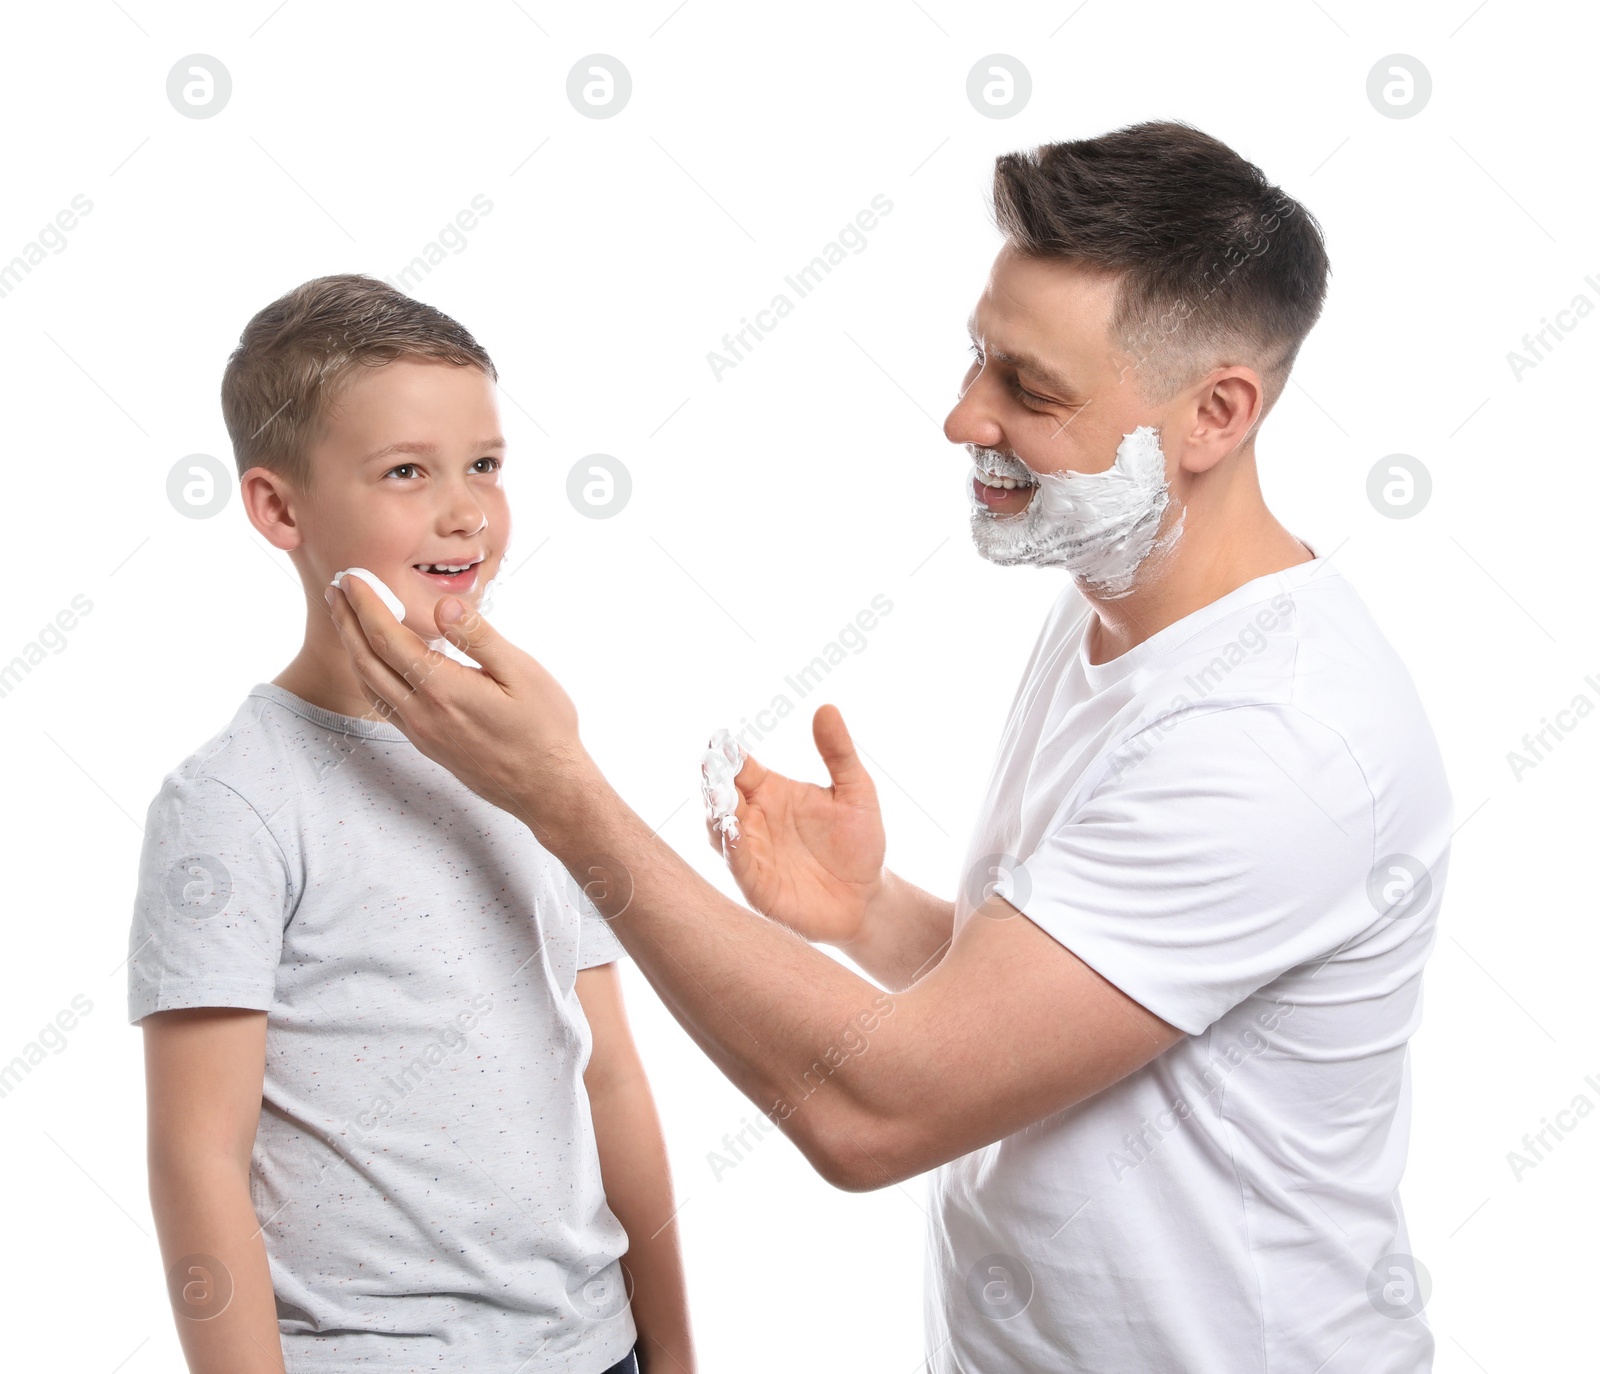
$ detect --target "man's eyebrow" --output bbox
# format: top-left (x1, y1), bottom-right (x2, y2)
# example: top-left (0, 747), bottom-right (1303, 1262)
top-left (967, 326), bottom-right (1080, 400)
top-left (361, 437), bottom-right (507, 464)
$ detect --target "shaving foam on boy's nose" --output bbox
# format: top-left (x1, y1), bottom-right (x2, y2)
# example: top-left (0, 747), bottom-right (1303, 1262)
top-left (701, 728), bottom-right (746, 844)
top-left (330, 568), bottom-right (406, 622)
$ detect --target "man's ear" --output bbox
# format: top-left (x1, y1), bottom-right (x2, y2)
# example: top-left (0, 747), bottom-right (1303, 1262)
top-left (240, 465), bottom-right (305, 552)
top-left (1181, 366), bottom-right (1265, 474)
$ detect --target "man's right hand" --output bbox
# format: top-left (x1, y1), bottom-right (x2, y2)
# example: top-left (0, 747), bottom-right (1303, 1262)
top-left (705, 705), bottom-right (886, 946)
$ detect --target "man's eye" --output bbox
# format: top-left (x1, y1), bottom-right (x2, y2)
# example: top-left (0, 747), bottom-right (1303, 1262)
top-left (1012, 380), bottom-right (1054, 409)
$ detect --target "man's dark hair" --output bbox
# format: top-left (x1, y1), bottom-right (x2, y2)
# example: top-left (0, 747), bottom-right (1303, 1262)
top-left (992, 120), bottom-right (1329, 423)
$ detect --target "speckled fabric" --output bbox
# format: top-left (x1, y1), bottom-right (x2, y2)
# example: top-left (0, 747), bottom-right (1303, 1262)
top-left (128, 683), bottom-right (637, 1374)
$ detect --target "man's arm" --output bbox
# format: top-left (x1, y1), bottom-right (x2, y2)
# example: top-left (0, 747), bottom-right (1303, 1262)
top-left (835, 870), bottom-right (954, 992)
top-left (324, 581), bottom-right (1185, 1190)
top-left (577, 964), bottom-right (695, 1373)
top-left (143, 1007), bottom-right (286, 1374)
top-left (562, 794), bottom-right (1181, 1191)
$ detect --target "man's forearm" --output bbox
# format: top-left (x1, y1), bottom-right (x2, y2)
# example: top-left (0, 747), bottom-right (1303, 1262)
top-left (149, 1159), bottom-right (286, 1374)
top-left (836, 869), bottom-right (955, 991)
top-left (538, 771), bottom-right (909, 1187)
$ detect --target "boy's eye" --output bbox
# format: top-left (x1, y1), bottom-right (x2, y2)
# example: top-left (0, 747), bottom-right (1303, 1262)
top-left (472, 456), bottom-right (502, 474)
top-left (385, 463), bottom-right (419, 480)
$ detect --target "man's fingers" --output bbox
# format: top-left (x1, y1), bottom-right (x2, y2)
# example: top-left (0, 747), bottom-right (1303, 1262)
top-left (324, 579), bottom-right (438, 713)
top-left (433, 597), bottom-right (517, 685)
top-left (812, 704), bottom-right (869, 791)
top-left (732, 748), bottom-right (768, 798)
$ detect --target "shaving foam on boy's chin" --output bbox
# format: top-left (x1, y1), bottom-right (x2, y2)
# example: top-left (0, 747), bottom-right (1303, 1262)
top-left (330, 567), bottom-right (501, 669)
top-left (701, 728), bottom-right (746, 845)
top-left (968, 425), bottom-right (1185, 598)
top-left (330, 568), bottom-right (406, 622)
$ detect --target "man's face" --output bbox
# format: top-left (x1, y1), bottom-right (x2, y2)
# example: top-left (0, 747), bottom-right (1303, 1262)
top-left (944, 244), bottom-right (1184, 580)
top-left (286, 358), bottom-right (510, 631)
top-left (948, 243), bottom-right (1154, 499)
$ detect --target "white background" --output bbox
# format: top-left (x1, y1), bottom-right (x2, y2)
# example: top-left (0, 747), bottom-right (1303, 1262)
top-left (1, 2), bottom-right (1593, 1370)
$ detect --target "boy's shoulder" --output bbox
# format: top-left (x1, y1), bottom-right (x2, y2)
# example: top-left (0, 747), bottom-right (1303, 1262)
top-left (157, 681), bottom-right (407, 805)
top-left (157, 684), bottom-right (296, 801)
top-left (134, 682), bottom-right (402, 941)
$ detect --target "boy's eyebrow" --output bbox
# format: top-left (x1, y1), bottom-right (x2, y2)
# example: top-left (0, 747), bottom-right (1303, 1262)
top-left (360, 437), bottom-right (508, 464)
top-left (966, 316), bottom-right (1081, 400)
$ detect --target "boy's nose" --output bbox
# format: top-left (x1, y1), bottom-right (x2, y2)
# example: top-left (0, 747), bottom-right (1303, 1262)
top-left (438, 492), bottom-right (489, 537)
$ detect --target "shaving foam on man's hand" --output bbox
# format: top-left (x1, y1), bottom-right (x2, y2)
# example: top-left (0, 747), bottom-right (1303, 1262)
top-left (330, 568), bottom-right (406, 623)
top-left (701, 728), bottom-right (746, 845)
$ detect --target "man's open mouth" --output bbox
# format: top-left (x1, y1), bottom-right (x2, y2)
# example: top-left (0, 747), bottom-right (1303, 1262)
top-left (973, 470), bottom-right (1038, 491)
top-left (971, 453), bottom-right (1039, 514)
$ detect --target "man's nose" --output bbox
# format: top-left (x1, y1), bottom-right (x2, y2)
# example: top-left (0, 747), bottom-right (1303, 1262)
top-left (944, 373), bottom-right (1004, 450)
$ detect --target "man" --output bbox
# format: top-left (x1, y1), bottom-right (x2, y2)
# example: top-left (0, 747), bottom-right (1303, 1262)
top-left (326, 120), bottom-right (1450, 1371)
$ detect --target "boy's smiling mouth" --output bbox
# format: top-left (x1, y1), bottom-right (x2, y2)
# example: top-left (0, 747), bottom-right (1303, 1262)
top-left (412, 556), bottom-right (484, 593)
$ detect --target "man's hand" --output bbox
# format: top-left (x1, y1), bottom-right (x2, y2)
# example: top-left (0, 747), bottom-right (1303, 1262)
top-left (324, 582), bottom-right (596, 835)
top-left (708, 705), bottom-right (887, 946)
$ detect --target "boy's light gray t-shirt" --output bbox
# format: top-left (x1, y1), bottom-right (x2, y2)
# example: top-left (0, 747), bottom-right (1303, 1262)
top-left (127, 683), bottom-right (637, 1374)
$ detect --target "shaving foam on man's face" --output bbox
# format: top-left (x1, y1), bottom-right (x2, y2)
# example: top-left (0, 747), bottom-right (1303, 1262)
top-left (950, 245), bottom-right (1187, 598)
top-left (967, 427), bottom-right (1184, 597)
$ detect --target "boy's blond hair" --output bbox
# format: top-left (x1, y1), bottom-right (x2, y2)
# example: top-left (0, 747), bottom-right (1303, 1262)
top-left (221, 273), bottom-right (497, 488)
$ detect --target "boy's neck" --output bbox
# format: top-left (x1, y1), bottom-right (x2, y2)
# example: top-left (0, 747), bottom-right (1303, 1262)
top-left (272, 604), bottom-right (405, 722)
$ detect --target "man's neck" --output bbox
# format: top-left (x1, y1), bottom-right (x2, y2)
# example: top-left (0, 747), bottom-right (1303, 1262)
top-left (1083, 516), bottom-right (1314, 666)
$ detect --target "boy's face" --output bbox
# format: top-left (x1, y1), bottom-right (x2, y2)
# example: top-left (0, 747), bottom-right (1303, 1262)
top-left (290, 358), bottom-right (509, 632)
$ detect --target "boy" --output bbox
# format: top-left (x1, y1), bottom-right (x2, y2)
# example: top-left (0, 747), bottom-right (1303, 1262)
top-left (127, 275), bottom-right (693, 1374)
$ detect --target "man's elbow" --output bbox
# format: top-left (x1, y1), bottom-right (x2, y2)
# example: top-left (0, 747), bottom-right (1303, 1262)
top-left (789, 1103), bottom-right (927, 1193)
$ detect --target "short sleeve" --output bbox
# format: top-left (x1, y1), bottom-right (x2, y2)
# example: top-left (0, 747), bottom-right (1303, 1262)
top-left (576, 892), bottom-right (626, 969)
top-left (996, 704), bottom-right (1377, 1036)
top-left (126, 772), bottom-right (295, 1024)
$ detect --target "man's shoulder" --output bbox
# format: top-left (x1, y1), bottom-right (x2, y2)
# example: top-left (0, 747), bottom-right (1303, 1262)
top-left (1113, 568), bottom-right (1450, 825)
top-left (1138, 566), bottom-right (1422, 720)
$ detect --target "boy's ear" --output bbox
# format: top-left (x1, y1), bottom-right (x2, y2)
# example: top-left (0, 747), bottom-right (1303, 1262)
top-left (240, 465), bottom-right (304, 552)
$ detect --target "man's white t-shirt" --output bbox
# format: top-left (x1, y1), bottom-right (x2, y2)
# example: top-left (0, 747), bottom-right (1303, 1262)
top-left (925, 551), bottom-right (1450, 1373)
